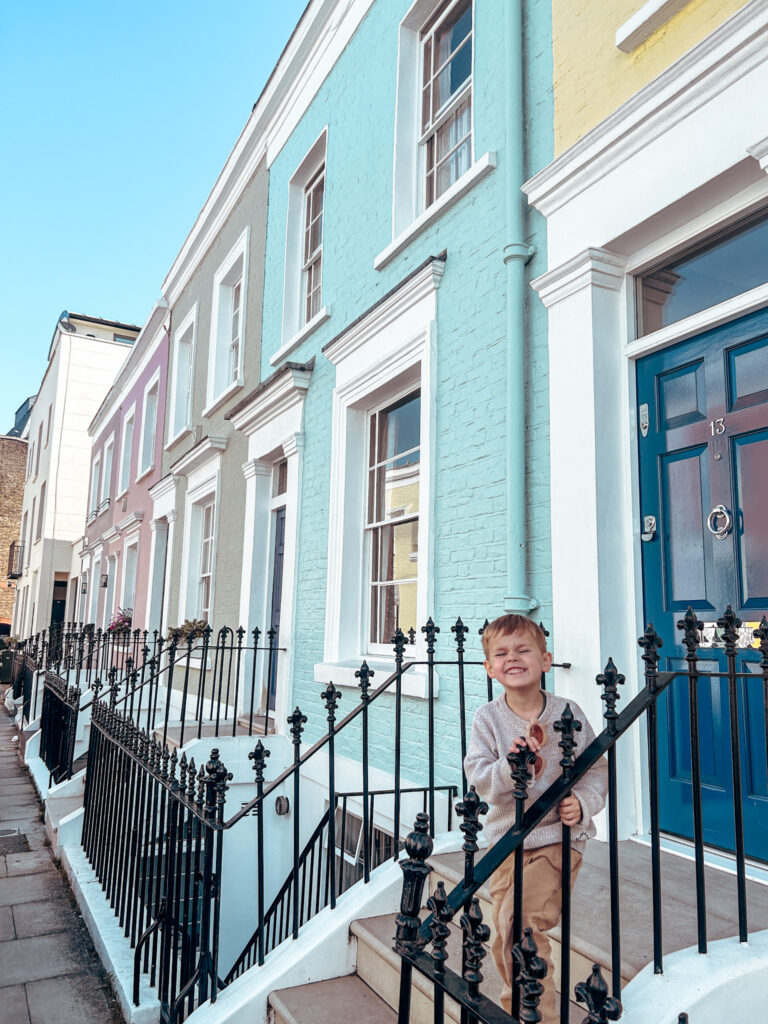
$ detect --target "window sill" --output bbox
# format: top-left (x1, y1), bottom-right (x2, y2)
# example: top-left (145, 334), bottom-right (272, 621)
top-left (135, 465), bottom-right (154, 485)
top-left (202, 378), bottom-right (244, 419)
top-left (97, 499), bottom-right (110, 517)
top-left (374, 152), bottom-right (497, 271)
top-left (615, 0), bottom-right (690, 53)
top-left (313, 659), bottom-right (438, 700)
top-left (165, 426), bottom-right (192, 453)
top-left (271, 306), bottom-right (331, 367)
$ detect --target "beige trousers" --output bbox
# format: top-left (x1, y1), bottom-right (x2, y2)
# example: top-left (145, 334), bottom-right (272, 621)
top-left (488, 843), bottom-right (583, 1024)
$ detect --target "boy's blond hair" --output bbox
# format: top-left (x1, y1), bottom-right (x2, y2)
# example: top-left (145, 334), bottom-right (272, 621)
top-left (481, 614), bottom-right (547, 659)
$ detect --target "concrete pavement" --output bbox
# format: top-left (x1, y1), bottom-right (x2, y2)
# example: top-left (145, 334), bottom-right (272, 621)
top-left (0, 692), bottom-right (123, 1024)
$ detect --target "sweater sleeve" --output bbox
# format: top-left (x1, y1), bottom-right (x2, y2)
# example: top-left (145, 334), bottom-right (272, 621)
top-left (464, 705), bottom-right (519, 804)
top-left (569, 705), bottom-right (608, 839)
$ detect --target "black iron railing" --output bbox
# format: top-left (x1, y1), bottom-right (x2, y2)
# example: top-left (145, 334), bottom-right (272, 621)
top-left (226, 783), bottom-right (458, 983)
top-left (392, 606), bottom-right (768, 1024)
top-left (39, 670), bottom-right (81, 785)
top-left (82, 702), bottom-right (230, 1024)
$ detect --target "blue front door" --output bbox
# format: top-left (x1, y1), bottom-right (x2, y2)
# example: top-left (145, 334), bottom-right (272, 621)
top-left (637, 307), bottom-right (768, 861)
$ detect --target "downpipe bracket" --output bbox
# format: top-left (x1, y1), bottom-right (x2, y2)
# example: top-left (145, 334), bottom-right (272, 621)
top-left (503, 242), bottom-right (536, 265)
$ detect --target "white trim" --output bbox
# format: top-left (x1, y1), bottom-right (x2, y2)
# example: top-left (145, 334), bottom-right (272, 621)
top-left (321, 257), bottom-right (442, 690)
top-left (179, 451), bottom-right (222, 624)
top-left (374, 152), bottom-right (495, 270)
top-left (269, 305), bottom-right (331, 367)
top-left (117, 402), bottom-right (136, 499)
top-left (100, 432), bottom-right (115, 506)
top-left (120, 535), bottom-right (139, 612)
top-left (201, 377), bottom-right (245, 419)
top-left (207, 227), bottom-right (250, 410)
top-left (615, 0), bottom-right (692, 53)
top-left (170, 436), bottom-right (228, 478)
top-left (282, 129), bottom-right (328, 345)
top-left (168, 303), bottom-right (197, 443)
top-left (136, 368), bottom-right (161, 481)
top-left (524, 2), bottom-right (768, 218)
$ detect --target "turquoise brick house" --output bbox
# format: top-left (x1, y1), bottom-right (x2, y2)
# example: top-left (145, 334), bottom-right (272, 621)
top-left (227, 0), bottom-right (555, 789)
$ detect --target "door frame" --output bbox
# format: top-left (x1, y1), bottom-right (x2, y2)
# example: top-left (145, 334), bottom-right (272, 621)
top-left (536, 192), bottom-right (768, 845)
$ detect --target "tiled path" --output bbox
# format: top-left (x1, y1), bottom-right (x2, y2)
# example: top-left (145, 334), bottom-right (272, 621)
top-left (0, 692), bottom-right (123, 1024)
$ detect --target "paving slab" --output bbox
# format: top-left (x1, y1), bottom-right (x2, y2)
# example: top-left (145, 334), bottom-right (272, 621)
top-left (5, 849), bottom-right (55, 877)
top-left (0, 872), bottom-right (62, 908)
top-left (0, 931), bottom-right (91, 985)
top-left (0, 985), bottom-right (30, 1024)
top-left (26, 975), bottom-right (119, 1024)
top-left (12, 896), bottom-right (74, 939)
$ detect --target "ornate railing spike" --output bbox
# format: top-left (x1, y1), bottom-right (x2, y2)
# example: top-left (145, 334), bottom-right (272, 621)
top-left (451, 617), bottom-right (468, 654)
top-left (455, 786), bottom-right (488, 857)
top-left (574, 964), bottom-right (622, 1023)
top-left (554, 703), bottom-right (582, 779)
top-left (717, 605), bottom-right (742, 655)
top-left (596, 658), bottom-right (625, 735)
top-left (511, 927), bottom-right (548, 1023)
top-left (427, 881), bottom-right (452, 973)
top-left (459, 897), bottom-right (490, 1000)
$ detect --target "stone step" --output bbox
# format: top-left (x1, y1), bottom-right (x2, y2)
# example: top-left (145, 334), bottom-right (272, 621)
top-left (270, 975), bottom-right (395, 1024)
top-left (351, 913), bottom-right (584, 1024)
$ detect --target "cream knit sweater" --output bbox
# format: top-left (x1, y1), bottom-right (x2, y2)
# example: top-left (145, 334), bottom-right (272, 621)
top-left (464, 691), bottom-right (608, 851)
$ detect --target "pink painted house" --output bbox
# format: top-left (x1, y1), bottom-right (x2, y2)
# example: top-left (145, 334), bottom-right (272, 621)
top-left (80, 302), bottom-right (170, 633)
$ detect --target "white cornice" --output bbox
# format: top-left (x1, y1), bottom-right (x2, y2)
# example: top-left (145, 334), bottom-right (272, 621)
top-left (524, 1), bottom-right (768, 217)
top-left (149, 472), bottom-right (177, 503)
top-left (230, 367), bottom-right (313, 438)
top-left (747, 134), bottom-right (768, 173)
top-left (170, 436), bottom-right (228, 477)
top-left (531, 249), bottom-right (627, 308)
top-left (324, 257), bottom-right (445, 367)
top-left (162, 0), bottom-right (375, 308)
top-left (117, 511), bottom-right (144, 536)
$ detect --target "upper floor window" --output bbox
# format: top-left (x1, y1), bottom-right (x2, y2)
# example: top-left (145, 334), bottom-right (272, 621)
top-left (208, 229), bottom-right (249, 409)
top-left (100, 435), bottom-right (114, 506)
top-left (89, 453), bottom-right (102, 513)
top-left (420, 0), bottom-right (472, 208)
top-left (365, 391), bottom-right (421, 647)
top-left (302, 165), bottom-right (324, 324)
top-left (36, 482), bottom-right (46, 541)
top-left (45, 405), bottom-right (52, 447)
top-left (138, 374), bottom-right (159, 478)
top-left (118, 406), bottom-right (135, 496)
top-left (35, 422), bottom-right (42, 475)
top-left (171, 307), bottom-right (196, 439)
top-left (27, 442), bottom-right (33, 479)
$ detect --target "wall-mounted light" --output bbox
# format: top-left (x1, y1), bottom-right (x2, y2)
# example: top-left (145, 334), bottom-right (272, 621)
top-left (100, 573), bottom-right (109, 588)
top-left (81, 581), bottom-right (88, 594)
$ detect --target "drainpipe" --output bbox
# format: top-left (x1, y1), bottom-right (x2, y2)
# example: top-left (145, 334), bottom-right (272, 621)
top-left (503, 0), bottom-right (537, 614)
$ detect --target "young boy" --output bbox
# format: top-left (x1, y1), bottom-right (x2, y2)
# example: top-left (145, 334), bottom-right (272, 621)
top-left (464, 614), bottom-right (607, 1023)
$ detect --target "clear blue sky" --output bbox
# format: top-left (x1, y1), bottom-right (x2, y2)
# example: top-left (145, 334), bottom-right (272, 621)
top-left (0, 0), bottom-right (309, 428)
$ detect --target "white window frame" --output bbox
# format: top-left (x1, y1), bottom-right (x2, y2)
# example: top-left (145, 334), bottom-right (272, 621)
top-left (137, 369), bottom-right (161, 481)
top-left (277, 130), bottom-right (331, 363)
top-left (89, 453), bottom-right (102, 515)
top-left (198, 500), bottom-right (216, 622)
top-left (100, 433), bottom-right (115, 509)
top-left (316, 257), bottom-right (444, 696)
top-left (169, 304), bottom-right (197, 446)
top-left (364, 388), bottom-right (422, 654)
top-left (89, 558), bottom-right (101, 623)
top-left (418, 0), bottom-right (473, 211)
top-left (121, 536), bottom-right (139, 612)
top-left (118, 403), bottom-right (136, 498)
top-left (178, 453), bottom-right (222, 625)
top-left (36, 482), bottom-right (46, 541)
top-left (35, 422), bottom-right (42, 476)
top-left (380, 0), bottom-right (495, 270)
top-left (205, 228), bottom-right (249, 415)
top-left (45, 404), bottom-right (52, 447)
top-left (301, 163), bottom-right (325, 326)
top-left (103, 555), bottom-right (117, 629)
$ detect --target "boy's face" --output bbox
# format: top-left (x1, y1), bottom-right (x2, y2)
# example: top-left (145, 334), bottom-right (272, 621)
top-left (484, 630), bottom-right (552, 701)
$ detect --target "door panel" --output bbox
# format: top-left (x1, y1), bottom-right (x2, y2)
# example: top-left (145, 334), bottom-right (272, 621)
top-left (638, 307), bottom-right (768, 861)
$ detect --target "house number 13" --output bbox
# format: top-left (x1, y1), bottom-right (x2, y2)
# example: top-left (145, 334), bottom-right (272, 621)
top-left (709, 418), bottom-right (726, 435)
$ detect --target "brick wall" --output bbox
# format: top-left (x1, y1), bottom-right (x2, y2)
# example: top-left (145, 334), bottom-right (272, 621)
top-left (0, 436), bottom-right (28, 626)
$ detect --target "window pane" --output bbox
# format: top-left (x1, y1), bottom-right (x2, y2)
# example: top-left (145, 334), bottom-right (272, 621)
top-left (373, 522), bottom-right (418, 584)
top-left (374, 460), bottom-right (420, 522)
top-left (639, 211), bottom-right (768, 334)
top-left (434, 34), bottom-right (471, 114)
top-left (369, 581), bottom-right (418, 644)
top-left (377, 393), bottom-right (420, 462)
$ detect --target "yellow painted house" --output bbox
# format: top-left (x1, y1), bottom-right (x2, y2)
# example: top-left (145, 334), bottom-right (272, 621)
top-left (525, 0), bottom-right (768, 1017)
